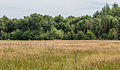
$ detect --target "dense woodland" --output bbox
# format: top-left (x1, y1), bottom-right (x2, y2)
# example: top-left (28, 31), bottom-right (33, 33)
top-left (0, 3), bottom-right (120, 40)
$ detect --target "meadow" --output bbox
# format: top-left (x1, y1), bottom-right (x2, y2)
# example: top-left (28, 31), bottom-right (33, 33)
top-left (0, 40), bottom-right (120, 70)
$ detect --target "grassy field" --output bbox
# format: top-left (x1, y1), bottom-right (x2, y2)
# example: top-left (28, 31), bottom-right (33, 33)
top-left (0, 40), bottom-right (120, 70)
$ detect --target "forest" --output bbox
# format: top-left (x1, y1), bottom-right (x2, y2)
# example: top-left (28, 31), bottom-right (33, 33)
top-left (0, 3), bottom-right (120, 40)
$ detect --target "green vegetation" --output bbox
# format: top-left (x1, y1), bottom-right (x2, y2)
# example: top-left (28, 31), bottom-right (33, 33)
top-left (0, 3), bottom-right (120, 40)
top-left (0, 40), bottom-right (120, 70)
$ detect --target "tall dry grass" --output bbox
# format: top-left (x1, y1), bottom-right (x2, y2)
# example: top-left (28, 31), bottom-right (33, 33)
top-left (0, 40), bottom-right (120, 70)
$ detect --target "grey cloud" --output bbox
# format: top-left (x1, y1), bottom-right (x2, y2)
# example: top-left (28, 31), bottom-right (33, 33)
top-left (0, 0), bottom-right (119, 18)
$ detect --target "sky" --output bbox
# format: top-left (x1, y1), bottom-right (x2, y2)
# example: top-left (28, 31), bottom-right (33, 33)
top-left (0, 0), bottom-right (120, 18)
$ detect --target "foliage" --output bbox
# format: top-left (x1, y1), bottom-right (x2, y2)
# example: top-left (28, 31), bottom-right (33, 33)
top-left (0, 3), bottom-right (120, 40)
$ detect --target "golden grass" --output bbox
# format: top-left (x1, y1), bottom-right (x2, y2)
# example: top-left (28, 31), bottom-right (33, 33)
top-left (0, 40), bottom-right (120, 70)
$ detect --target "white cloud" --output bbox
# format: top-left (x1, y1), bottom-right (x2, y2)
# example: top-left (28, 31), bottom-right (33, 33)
top-left (0, 0), bottom-right (120, 18)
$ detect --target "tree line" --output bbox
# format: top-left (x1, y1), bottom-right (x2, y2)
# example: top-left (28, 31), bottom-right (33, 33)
top-left (0, 3), bottom-right (120, 40)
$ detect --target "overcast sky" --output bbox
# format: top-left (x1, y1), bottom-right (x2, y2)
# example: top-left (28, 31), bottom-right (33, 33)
top-left (0, 0), bottom-right (120, 18)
